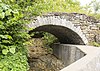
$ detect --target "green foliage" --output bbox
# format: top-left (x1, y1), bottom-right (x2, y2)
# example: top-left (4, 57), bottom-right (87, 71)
top-left (0, 2), bottom-right (29, 71)
top-left (28, 0), bottom-right (84, 14)
top-left (82, 0), bottom-right (100, 19)
top-left (1, 0), bottom-right (84, 17)
top-left (42, 32), bottom-right (58, 47)
top-left (90, 42), bottom-right (100, 47)
top-left (0, 52), bottom-right (29, 71)
top-left (89, 13), bottom-right (100, 19)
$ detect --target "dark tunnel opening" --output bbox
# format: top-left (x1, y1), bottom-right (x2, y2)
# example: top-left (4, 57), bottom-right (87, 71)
top-left (29, 25), bottom-right (85, 45)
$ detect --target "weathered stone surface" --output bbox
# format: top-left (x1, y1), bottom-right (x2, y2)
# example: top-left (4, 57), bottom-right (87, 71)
top-left (27, 13), bottom-right (100, 44)
top-left (95, 34), bottom-right (100, 43)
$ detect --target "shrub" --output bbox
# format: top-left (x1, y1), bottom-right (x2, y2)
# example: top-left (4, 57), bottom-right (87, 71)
top-left (0, 2), bottom-right (29, 71)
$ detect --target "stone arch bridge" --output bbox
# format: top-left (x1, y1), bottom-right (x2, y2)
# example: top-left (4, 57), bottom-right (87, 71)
top-left (27, 13), bottom-right (100, 45)
top-left (27, 13), bottom-right (100, 71)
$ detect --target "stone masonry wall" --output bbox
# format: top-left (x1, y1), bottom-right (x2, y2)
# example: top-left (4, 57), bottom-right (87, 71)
top-left (42, 13), bottom-right (100, 44)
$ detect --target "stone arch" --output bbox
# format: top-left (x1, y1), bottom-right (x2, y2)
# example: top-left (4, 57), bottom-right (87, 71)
top-left (27, 15), bottom-right (88, 45)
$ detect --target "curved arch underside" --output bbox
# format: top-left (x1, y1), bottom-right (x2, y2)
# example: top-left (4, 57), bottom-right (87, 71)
top-left (29, 25), bottom-right (85, 44)
top-left (28, 16), bottom-right (88, 45)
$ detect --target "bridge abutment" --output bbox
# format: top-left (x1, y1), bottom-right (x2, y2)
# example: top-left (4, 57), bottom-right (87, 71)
top-left (52, 44), bottom-right (85, 66)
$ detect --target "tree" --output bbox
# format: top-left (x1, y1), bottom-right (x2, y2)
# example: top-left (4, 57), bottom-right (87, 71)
top-left (82, 0), bottom-right (100, 19)
top-left (92, 0), bottom-right (100, 14)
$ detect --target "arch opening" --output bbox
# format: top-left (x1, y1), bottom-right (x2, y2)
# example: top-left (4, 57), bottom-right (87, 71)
top-left (29, 25), bottom-right (86, 45)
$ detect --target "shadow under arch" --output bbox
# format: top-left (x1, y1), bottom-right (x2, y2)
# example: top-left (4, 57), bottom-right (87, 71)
top-left (29, 25), bottom-right (86, 45)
